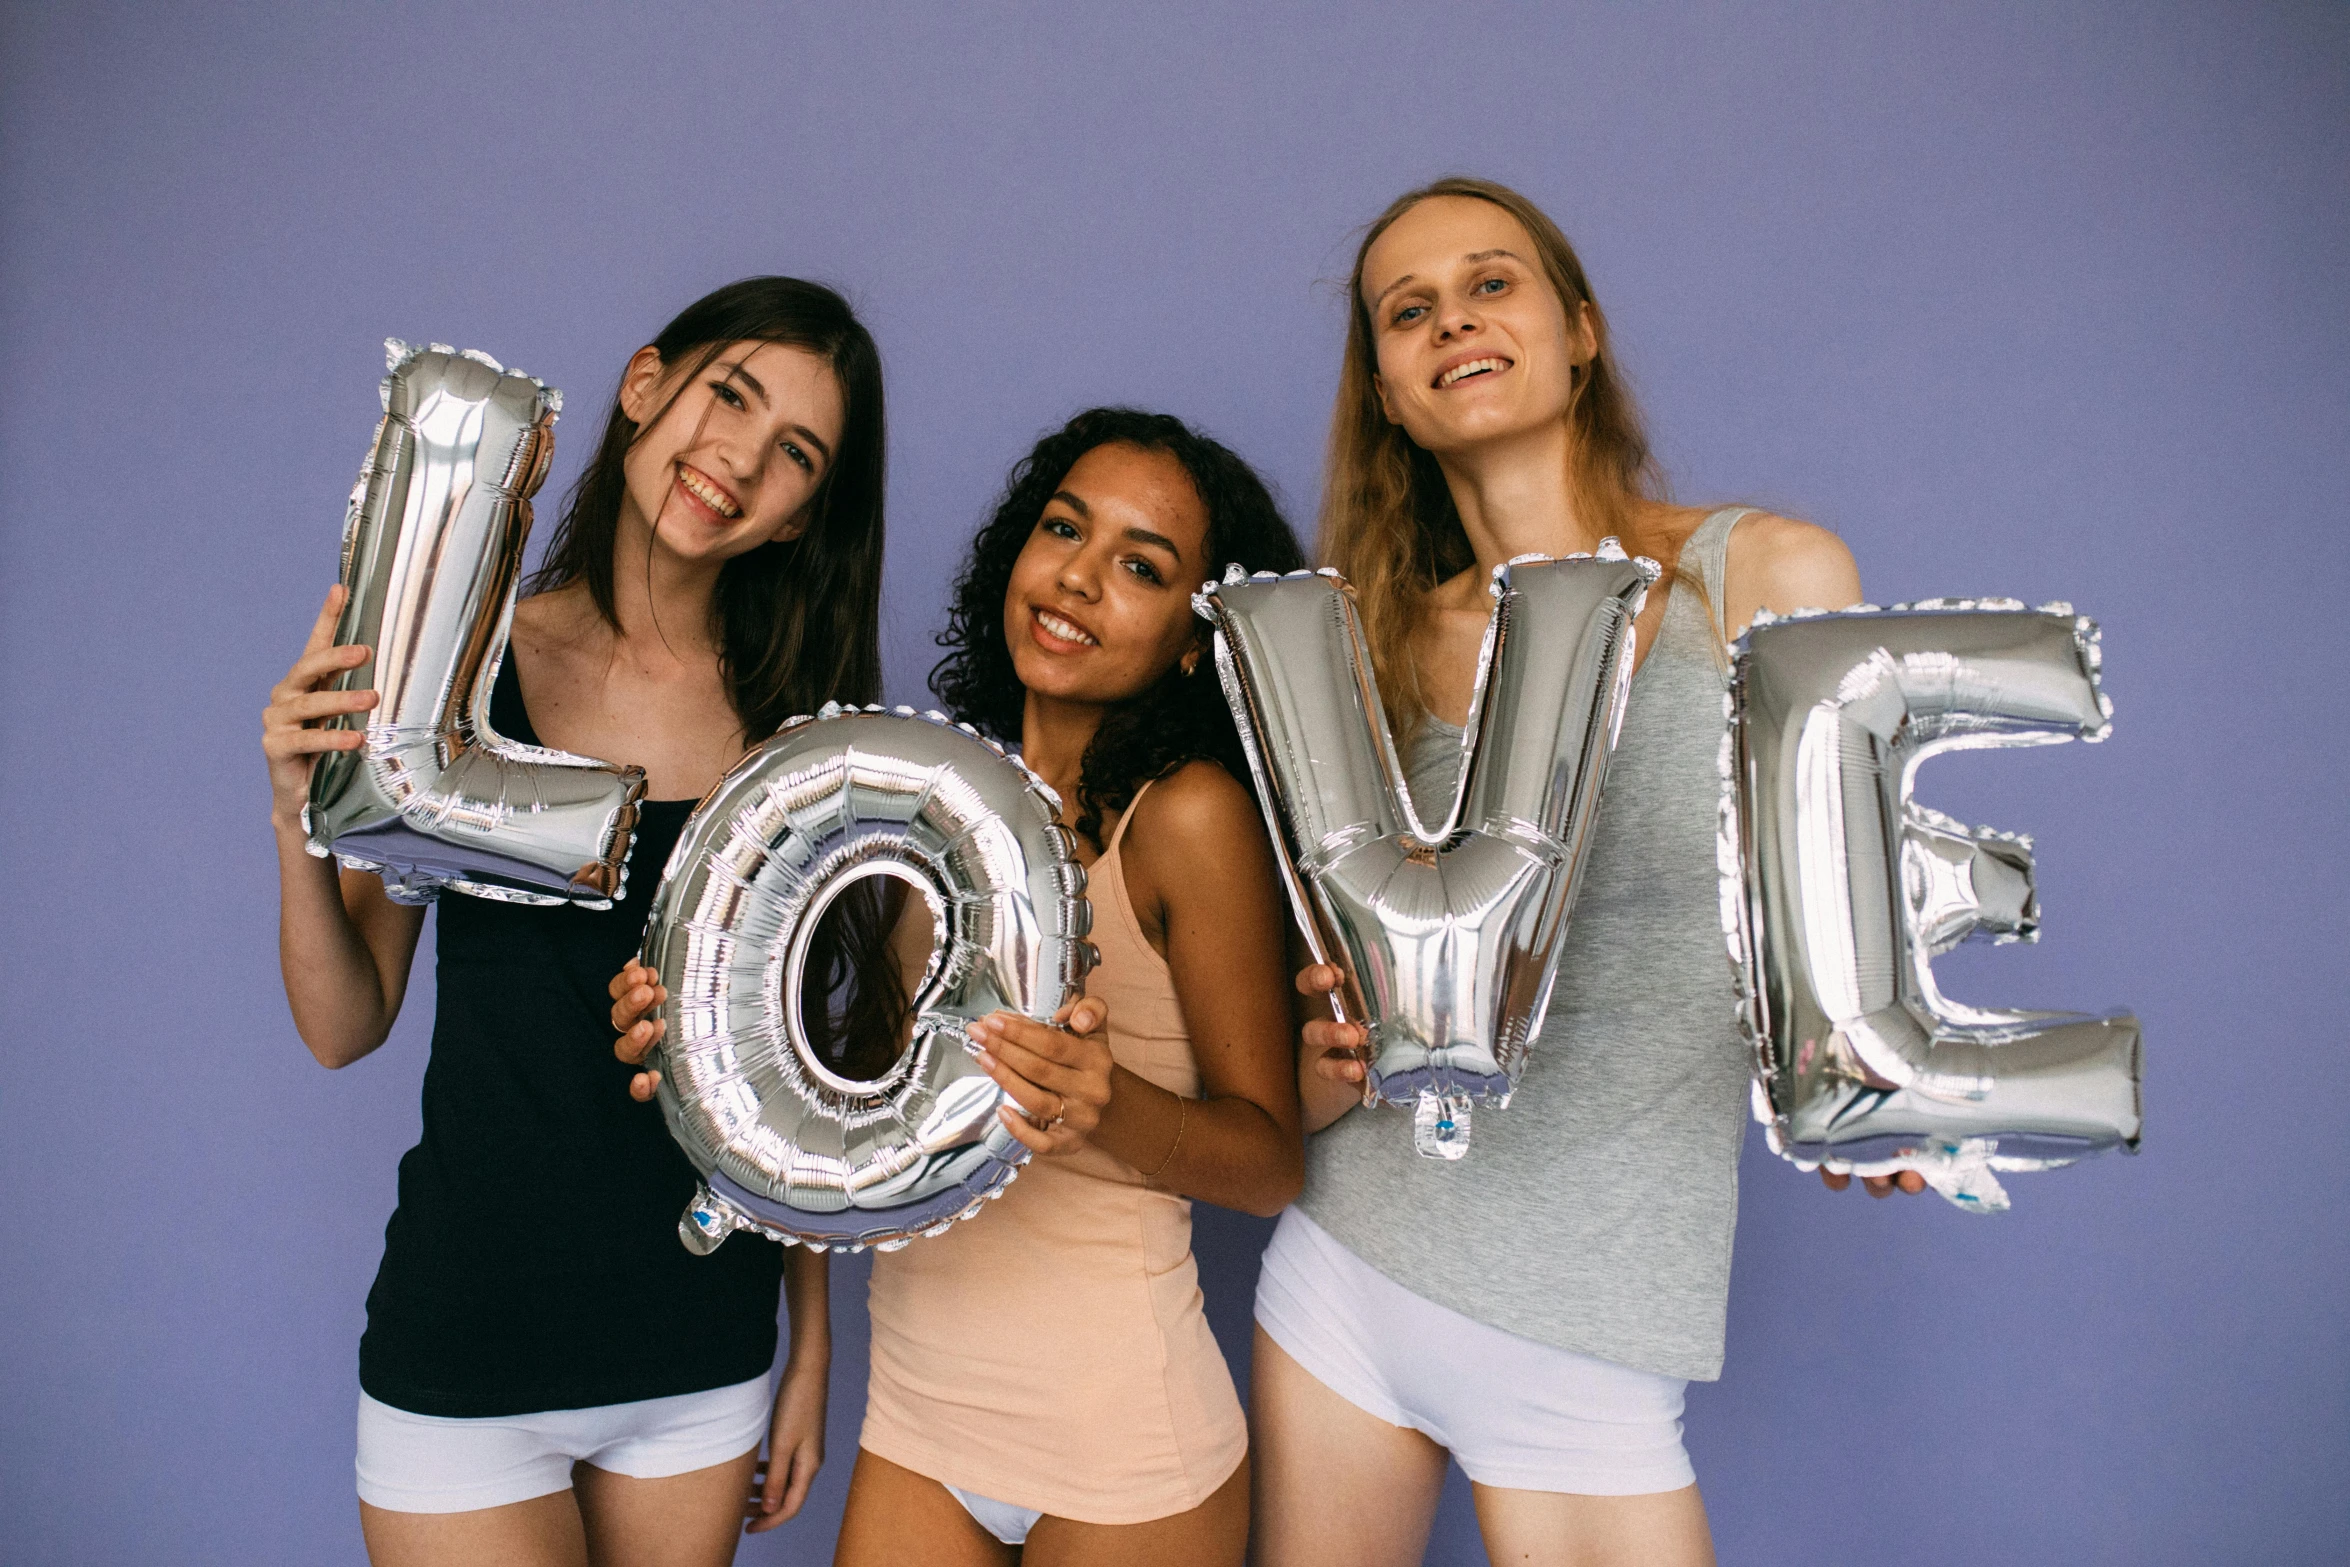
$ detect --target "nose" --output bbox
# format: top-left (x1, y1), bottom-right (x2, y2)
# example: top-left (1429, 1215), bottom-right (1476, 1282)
top-left (711, 426), bottom-right (760, 482)
top-left (1056, 549), bottom-right (1102, 601)
top-left (1435, 295), bottom-right (1483, 343)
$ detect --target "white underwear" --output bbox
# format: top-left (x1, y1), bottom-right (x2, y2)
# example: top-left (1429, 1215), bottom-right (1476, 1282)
top-left (1255, 1209), bottom-right (1695, 1495)
top-left (947, 1483), bottom-right (1044, 1544)
top-left (355, 1375), bottom-right (770, 1514)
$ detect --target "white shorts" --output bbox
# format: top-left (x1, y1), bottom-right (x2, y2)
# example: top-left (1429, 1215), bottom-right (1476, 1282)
top-left (355, 1375), bottom-right (771, 1514)
top-left (1255, 1209), bottom-right (1695, 1496)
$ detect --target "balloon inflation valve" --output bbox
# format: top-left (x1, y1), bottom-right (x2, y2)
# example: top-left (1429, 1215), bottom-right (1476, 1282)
top-left (679, 1187), bottom-right (742, 1254)
top-left (1412, 1089), bottom-right (1473, 1161)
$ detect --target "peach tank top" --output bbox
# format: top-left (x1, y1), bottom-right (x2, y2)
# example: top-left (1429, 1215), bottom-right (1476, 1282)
top-left (858, 781), bottom-right (1248, 1524)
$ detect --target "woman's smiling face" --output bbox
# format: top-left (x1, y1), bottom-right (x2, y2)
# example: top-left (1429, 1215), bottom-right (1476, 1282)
top-left (1002, 441), bottom-right (1210, 710)
top-left (1360, 195), bottom-right (1596, 458)
top-left (617, 338), bottom-right (846, 565)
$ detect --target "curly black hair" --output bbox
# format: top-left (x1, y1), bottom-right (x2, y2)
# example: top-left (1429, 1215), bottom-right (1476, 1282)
top-left (931, 407), bottom-right (1306, 849)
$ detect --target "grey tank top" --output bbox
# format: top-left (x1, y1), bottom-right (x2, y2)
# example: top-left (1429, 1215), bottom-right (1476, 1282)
top-left (1295, 508), bottom-right (1753, 1381)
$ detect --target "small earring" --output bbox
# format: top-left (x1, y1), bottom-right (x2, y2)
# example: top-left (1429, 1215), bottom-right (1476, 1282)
top-left (1181, 651), bottom-right (1201, 677)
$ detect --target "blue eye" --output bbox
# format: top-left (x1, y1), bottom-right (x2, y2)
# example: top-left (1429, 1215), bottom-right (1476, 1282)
top-left (1393, 303), bottom-right (1427, 325)
top-left (1476, 277), bottom-right (1507, 295)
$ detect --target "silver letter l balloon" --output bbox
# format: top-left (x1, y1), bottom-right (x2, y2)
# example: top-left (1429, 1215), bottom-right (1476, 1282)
top-left (1197, 547), bottom-right (1656, 1159)
top-left (305, 341), bottom-right (645, 907)
top-left (1719, 600), bottom-right (2143, 1210)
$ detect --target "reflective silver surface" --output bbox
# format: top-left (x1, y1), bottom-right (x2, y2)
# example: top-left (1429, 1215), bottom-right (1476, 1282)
top-left (1718, 600), bottom-right (2143, 1211)
top-left (1197, 547), bottom-right (1655, 1158)
top-left (305, 340), bottom-right (644, 907)
top-left (643, 706), bottom-right (1095, 1252)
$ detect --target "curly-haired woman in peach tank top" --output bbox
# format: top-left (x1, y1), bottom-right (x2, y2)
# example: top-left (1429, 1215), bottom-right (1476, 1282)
top-left (615, 406), bottom-right (1308, 1565)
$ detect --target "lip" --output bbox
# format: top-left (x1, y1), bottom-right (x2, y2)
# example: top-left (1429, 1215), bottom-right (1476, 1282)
top-left (673, 462), bottom-right (744, 524)
top-left (1431, 351), bottom-right (1514, 390)
top-left (1027, 603), bottom-right (1100, 654)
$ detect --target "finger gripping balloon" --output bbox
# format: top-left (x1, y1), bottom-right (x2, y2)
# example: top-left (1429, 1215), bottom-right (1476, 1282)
top-left (643, 706), bottom-right (1095, 1254)
top-left (304, 340), bottom-right (645, 906)
top-left (1196, 546), bottom-right (1656, 1159)
top-left (1718, 600), bottom-right (2143, 1211)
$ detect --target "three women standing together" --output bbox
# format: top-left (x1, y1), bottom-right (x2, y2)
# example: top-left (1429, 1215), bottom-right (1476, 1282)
top-left (266, 176), bottom-right (1910, 1567)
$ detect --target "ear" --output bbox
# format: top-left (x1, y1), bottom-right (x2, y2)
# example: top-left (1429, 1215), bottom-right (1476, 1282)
top-left (1372, 370), bottom-right (1399, 425)
top-left (616, 345), bottom-right (669, 426)
top-left (1570, 300), bottom-right (1599, 368)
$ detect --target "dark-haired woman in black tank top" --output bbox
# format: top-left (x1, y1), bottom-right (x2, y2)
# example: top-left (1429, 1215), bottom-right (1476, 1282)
top-left (262, 278), bottom-right (891, 1567)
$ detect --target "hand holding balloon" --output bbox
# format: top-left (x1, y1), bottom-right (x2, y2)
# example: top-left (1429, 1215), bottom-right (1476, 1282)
top-left (263, 585), bottom-right (378, 827)
top-left (609, 959), bottom-right (668, 1101)
top-left (1820, 1168), bottom-right (1925, 1198)
top-left (971, 998), bottom-right (1115, 1157)
top-left (1293, 963), bottom-right (1373, 1133)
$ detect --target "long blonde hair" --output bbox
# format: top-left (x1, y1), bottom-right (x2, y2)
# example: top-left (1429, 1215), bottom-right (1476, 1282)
top-left (1320, 176), bottom-right (1666, 731)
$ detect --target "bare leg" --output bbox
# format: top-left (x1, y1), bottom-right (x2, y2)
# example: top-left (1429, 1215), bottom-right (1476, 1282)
top-left (834, 1448), bottom-right (1016, 1567)
top-left (360, 1492), bottom-right (589, 1567)
top-left (571, 1449), bottom-right (760, 1567)
top-left (1248, 1326), bottom-right (1448, 1567)
top-left (1471, 1483), bottom-right (1715, 1567)
top-left (1023, 1454), bottom-right (1248, 1567)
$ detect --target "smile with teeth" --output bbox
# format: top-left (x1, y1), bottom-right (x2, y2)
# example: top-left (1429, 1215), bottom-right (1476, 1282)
top-left (1436, 357), bottom-right (1511, 389)
top-left (677, 465), bottom-right (742, 519)
top-left (1034, 608), bottom-right (1098, 647)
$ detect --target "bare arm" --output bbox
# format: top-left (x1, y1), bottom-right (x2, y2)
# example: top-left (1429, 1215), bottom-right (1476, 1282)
top-left (265, 586), bottom-right (426, 1068)
top-left (976, 763), bottom-right (1305, 1217)
top-left (745, 1244), bottom-right (831, 1531)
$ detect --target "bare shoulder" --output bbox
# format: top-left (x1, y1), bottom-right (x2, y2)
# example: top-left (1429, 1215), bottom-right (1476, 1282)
top-left (1126, 759), bottom-right (1265, 855)
top-left (1723, 511), bottom-right (1862, 635)
top-left (510, 583), bottom-right (599, 650)
top-left (508, 583), bottom-right (605, 675)
top-left (1119, 759), bottom-right (1283, 943)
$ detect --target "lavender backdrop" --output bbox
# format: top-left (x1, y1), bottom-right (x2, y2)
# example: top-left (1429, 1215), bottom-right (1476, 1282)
top-left (3, 3), bottom-right (2343, 1562)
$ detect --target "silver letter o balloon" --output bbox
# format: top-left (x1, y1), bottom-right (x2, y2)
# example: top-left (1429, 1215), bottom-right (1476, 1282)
top-left (643, 706), bottom-right (1095, 1253)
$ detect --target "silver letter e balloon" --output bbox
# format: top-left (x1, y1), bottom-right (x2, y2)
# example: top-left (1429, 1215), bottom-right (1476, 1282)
top-left (1196, 547), bottom-right (1656, 1159)
top-left (1719, 600), bottom-right (2143, 1210)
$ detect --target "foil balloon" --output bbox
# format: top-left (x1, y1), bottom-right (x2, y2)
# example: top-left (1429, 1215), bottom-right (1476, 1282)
top-left (305, 340), bottom-right (645, 907)
top-left (1197, 545), bottom-right (1656, 1159)
top-left (1718, 599), bottom-right (2142, 1212)
top-left (643, 705), bottom-right (1095, 1254)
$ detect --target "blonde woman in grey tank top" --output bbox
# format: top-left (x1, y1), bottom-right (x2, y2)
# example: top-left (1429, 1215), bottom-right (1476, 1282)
top-left (1248, 180), bottom-right (1921, 1567)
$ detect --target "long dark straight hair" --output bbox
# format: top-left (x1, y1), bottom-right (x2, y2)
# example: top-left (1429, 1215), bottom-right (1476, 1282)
top-left (534, 278), bottom-right (898, 1075)
top-left (530, 276), bottom-right (889, 742)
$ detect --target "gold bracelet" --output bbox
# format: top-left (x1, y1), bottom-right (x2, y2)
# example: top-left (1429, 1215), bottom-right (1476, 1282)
top-left (1146, 1096), bottom-right (1189, 1182)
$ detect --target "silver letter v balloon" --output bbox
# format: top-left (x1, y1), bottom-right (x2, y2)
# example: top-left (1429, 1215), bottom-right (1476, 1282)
top-left (1718, 599), bottom-right (2142, 1210)
top-left (1196, 546), bottom-right (1657, 1159)
top-left (305, 341), bottom-right (645, 907)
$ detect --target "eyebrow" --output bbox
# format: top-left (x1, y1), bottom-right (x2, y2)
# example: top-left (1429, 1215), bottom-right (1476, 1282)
top-left (1123, 524), bottom-right (1183, 562)
top-left (1370, 248), bottom-right (1528, 309)
top-left (1047, 490), bottom-right (1185, 563)
top-left (718, 360), bottom-right (833, 464)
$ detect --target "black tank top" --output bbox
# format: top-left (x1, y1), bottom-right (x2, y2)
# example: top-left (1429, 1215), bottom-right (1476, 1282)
top-left (358, 657), bottom-right (784, 1418)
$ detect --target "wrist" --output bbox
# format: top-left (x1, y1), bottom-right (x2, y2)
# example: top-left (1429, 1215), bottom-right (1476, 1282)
top-left (271, 804), bottom-right (315, 842)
